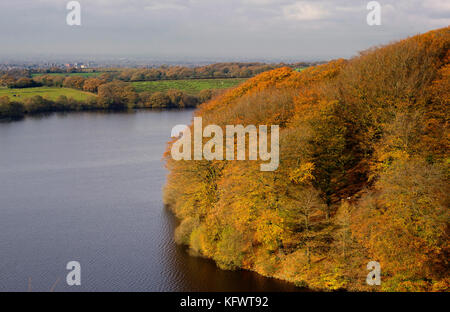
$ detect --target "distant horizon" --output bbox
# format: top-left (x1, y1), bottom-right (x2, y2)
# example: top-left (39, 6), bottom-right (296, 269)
top-left (1, 1), bottom-right (448, 62)
top-left (0, 54), bottom-right (327, 66)
top-left (0, 52), bottom-right (331, 67)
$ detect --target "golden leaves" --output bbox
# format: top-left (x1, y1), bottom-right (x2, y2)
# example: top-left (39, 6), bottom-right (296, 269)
top-left (164, 26), bottom-right (450, 291)
top-left (289, 162), bottom-right (316, 185)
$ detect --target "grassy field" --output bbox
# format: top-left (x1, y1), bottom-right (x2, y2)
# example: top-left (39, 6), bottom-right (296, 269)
top-left (0, 87), bottom-right (96, 101)
top-left (31, 72), bottom-right (104, 78)
top-left (131, 78), bottom-right (247, 94)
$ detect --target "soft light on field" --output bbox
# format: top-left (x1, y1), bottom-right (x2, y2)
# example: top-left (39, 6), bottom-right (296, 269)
top-left (131, 78), bottom-right (247, 95)
top-left (0, 87), bottom-right (96, 101)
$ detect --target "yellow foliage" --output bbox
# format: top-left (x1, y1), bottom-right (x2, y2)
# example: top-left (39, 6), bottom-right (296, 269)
top-left (164, 27), bottom-right (450, 291)
top-left (289, 162), bottom-right (316, 184)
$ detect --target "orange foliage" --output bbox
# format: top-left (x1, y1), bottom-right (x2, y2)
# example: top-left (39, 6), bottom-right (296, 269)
top-left (164, 27), bottom-right (450, 291)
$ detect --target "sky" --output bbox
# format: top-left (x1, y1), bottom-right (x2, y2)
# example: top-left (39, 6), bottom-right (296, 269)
top-left (0, 0), bottom-right (448, 61)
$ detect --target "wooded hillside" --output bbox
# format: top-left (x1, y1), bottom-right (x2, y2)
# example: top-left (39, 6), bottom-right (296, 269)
top-left (164, 27), bottom-right (449, 291)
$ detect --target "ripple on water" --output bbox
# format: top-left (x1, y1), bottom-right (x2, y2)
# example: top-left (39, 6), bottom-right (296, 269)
top-left (0, 111), bottom-right (301, 292)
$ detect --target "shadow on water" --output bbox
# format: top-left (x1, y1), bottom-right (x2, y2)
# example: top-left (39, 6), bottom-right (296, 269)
top-left (162, 207), bottom-right (305, 292)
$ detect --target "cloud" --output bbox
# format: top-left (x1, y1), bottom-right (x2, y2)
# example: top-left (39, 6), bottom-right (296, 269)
top-left (144, 3), bottom-right (187, 11)
top-left (423, 0), bottom-right (450, 11)
top-left (282, 2), bottom-right (330, 21)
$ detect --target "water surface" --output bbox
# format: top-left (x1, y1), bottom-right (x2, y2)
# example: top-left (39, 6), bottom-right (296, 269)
top-left (0, 111), bottom-right (300, 292)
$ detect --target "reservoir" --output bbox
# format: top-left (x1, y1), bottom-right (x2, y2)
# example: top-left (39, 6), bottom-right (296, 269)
top-left (0, 111), bottom-right (299, 291)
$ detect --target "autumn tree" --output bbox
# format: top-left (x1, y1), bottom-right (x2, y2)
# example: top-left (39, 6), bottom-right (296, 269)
top-left (83, 78), bottom-right (103, 93)
top-left (63, 76), bottom-right (86, 90)
top-left (97, 81), bottom-right (137, 110)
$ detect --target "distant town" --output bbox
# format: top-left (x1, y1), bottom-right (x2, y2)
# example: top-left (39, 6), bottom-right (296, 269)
top-left (0, 56), bottom-right (325, 71)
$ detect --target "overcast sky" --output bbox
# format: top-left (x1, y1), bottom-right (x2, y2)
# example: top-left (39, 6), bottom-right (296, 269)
top-left (0, 0), bottom-right (448, 61)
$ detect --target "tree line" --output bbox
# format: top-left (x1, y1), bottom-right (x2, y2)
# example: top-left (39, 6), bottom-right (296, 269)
top-left (28, 62), bottom-right (314, 81)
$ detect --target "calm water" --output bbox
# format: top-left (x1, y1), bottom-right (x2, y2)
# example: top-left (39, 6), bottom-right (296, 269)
top-left (0, 111), bottom-right (299, 292)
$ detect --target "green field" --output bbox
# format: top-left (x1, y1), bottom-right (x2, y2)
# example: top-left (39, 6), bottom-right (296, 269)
top-left (131, 78), bottom-right (247, 94)
top-left (31, 72), bottom-right (104, 78)
top-left (0, 87), bottom-right (96, 101)
top-left (294, 67), bottom-right (309, 72)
